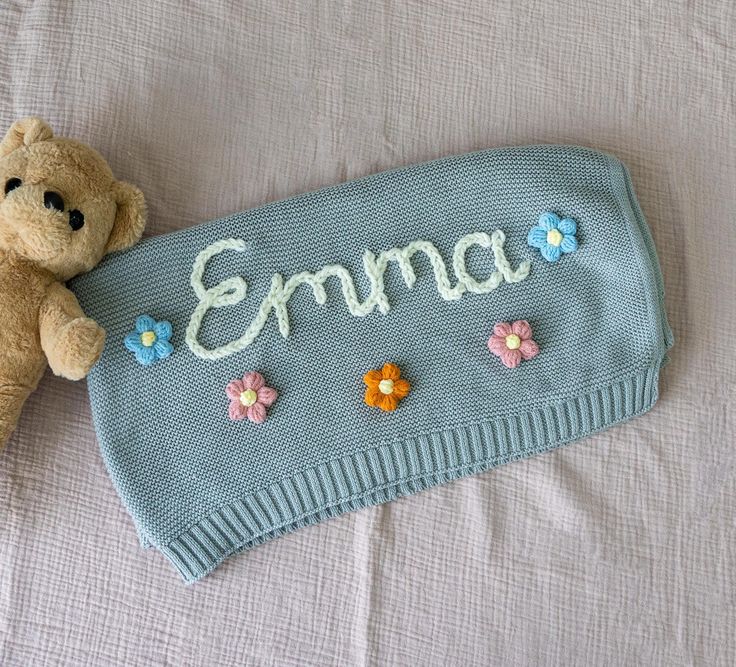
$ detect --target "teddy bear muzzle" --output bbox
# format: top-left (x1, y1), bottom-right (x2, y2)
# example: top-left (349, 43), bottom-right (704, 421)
top-left (0, 183), bottom-right (82, 261)
top-left (42, 190), bottom-right (85, 230)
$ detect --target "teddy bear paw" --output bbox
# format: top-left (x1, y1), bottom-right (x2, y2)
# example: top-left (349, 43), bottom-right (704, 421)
top-left (49, 317), bottom-right (106, 381)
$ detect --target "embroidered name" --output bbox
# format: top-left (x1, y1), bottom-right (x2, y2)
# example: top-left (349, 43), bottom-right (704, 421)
top-left (185, 230), bottom-right (530, 360)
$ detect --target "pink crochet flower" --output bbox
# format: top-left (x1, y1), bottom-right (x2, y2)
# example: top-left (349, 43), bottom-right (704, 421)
top-left (225, 372), bottom-right (278, 424)
top-left (487, 320), bottom-right (540, 368)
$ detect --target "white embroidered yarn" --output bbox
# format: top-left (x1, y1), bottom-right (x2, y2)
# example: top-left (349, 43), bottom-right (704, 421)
top-left (185, 230), bottom-right (530, 360)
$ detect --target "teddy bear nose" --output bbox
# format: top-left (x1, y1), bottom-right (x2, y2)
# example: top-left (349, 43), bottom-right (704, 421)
top-left (43, 190), bottom-right (65, 212)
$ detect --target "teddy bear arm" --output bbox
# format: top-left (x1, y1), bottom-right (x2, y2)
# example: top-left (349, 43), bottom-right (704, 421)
top-left (39, 283), bottom-right (106, 381)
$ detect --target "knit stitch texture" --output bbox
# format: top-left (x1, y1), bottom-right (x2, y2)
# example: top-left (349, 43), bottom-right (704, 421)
top-left (71, 145), bottom-right (673, 582)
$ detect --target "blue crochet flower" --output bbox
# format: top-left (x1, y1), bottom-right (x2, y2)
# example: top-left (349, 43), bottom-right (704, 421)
top-left (124, 315), bottom-right (174, 366)
top-left (527, 212), bottom-right (578, 262)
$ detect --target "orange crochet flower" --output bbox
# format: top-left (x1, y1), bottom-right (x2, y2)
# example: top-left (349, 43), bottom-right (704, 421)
top-left (363, 363), bottom-right (410, 412)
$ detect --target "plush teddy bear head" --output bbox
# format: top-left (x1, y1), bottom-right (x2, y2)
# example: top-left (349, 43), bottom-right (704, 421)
top-left (0, 117), bottom-right (145, 280)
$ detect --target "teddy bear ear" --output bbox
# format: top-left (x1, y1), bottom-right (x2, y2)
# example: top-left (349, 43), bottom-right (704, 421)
top-left (105, 181), bottom-right (147, 254)
top-left (0, 117), bottom-right (54, 157)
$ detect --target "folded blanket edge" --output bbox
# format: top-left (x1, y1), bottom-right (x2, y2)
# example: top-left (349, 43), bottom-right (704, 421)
top-left (156, 363), bottom-right (665, 583)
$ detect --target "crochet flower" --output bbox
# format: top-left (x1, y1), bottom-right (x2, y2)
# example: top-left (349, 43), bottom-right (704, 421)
top-left (527, 212), bottom-right (578, 262)
top-left (363, 363), bottom-right (410, 412)
top-left (226, 372), bottom-right (277, 423)
top-left (124, 315), bottom-right (174, 366)
top-left (487, 320), bottom-right (540, 368)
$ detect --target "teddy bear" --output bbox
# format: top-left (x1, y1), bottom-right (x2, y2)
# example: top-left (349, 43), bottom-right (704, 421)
top-left (0, 117), bottom-right (146, 449)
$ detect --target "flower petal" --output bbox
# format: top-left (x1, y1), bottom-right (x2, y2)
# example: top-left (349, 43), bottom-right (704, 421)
top-left (257, 386), bottom-right (278, 407)
top-left (499, 348), bottom-right (522, 369)
top-left (247, 402), bottom-right (267, 424)
top-left (363, 369), bottom-right (382, 388)
top-left (538, 212), bottom-right (560, 231)
top-left (557, 217), bottom-right (576, 235)
top-left (493, 322), bottom-right (512, 337)
top-left (392, 378), bottom-right (411, 399)
top-left (541, 243), bottom-right (562, 262)
top-left (134, 345), bottom-right (157, 366)
top-left (242, 371), bottom-right (265, 390)
top-left (527, 226), bottom-right (547, 249)
top-left (153, 340), bottom-right (173, 360)
top-left (225, 380), bottom-right (245, 400)
top-left (519, 339), bottom-right (540, 360)
top-left (135, 315), bottom-right (156, 334)
top-left (560, 234), bottom-right (578, 254)
top-left (228, 400), bottom-right (247, 421)
top-left (511, 320), bottom-right (533, 340)
top-left (382, 363), bottom-right (401, 381)
top-left (364, 387), bottom-right (381, 407)
top-left (153, 320), bottom-right (173, 341)
top-left (488, 335), bottom-right (508, 356)
top-left (124, 332), bottom-right (142, 352)
top-left (379, 393), bottom-right (399, 411)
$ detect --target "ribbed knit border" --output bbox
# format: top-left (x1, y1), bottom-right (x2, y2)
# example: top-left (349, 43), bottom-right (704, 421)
top-left (160, 365), bottom-right (662, 582)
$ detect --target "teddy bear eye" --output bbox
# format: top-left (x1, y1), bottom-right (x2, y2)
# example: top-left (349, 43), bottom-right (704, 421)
top-left (69, 209), bottom-right (85, 231)
top-left (4, 177), bottom-right (21, 194)
top-left (44, 190), bottom-right (65, 212)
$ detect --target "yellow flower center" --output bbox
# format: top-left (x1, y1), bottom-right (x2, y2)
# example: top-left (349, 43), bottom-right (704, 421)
top-left (239, 389), bottom-right (258, 406)
top-left (505, 334), bottom-right (521, 350)
top-left (378, 379), bottom-right (395, 395)
top-left (140, 331), bottom-right (157, 347)
top-left (546, 229), bottom-right (563, 247)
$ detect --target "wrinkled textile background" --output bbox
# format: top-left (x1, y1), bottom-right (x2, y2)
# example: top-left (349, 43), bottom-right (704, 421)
top-left (0, 1), bottom-right (733, 665)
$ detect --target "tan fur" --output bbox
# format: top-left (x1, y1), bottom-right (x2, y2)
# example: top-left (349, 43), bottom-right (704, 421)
top-left (0, 118), bottom-right (146, 449)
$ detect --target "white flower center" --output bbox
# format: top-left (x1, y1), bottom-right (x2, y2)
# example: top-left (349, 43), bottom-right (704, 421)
top-left (546, 229), bottom-right (563, 247)
top-left (378, 379), bottom-right (394, 395)
top-left (505, 334), bottom-right (521, 350)
top-left (239, 389), bottom-right (258, 406)
top-left (140, 331), bottom-right (156, 347)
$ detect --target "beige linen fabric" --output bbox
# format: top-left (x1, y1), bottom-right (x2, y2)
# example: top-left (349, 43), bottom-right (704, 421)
top-left (0, 1), bottom-right (734, 665)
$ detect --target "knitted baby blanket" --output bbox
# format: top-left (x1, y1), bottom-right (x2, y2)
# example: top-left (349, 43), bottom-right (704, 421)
top-left (71, 145), bottom-right (672, 582)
